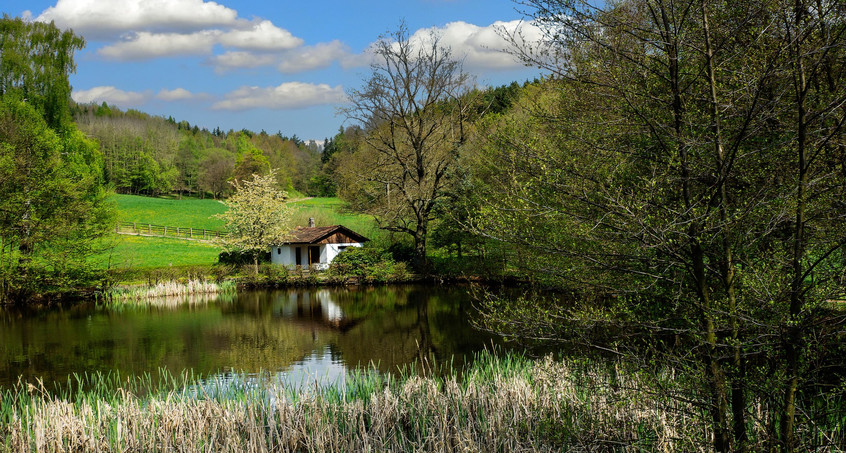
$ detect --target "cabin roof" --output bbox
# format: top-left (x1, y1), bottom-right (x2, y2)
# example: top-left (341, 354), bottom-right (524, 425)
top-left (280, 225), bottom-right (368, 245)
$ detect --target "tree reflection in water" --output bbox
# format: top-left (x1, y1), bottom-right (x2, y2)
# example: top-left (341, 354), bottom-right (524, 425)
top-left (0, 285), bottom-right (505, 387)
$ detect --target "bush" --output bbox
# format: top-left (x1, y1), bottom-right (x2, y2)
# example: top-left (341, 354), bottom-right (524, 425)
top-left (218, 250), bottom-right (270, 266)
top-left (329, 246), bottom-right (412, 282)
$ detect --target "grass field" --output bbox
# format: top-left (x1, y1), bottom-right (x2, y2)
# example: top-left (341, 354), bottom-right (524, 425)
top-left (114, 194), bottom-right (228, 230)
top-left (289, 197), bottom-right (380, 240)
top-left (95, 235), bottom-right (222, 270)
top-left (101, 195), bottom-right (379, 271)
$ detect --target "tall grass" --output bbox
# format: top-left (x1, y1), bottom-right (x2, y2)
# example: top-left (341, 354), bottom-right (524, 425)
top-left (2, 352), bottom-right (842, 452)
top-left (100, 279), bottom-right (236, 307)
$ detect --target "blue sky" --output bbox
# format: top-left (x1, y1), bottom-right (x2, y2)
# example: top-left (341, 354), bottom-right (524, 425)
top-left (2, 0), bottom-right (545, 141)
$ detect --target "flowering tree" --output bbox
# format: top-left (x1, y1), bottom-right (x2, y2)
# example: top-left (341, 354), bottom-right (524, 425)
top-left (215, 171), bottom-right (291, 272)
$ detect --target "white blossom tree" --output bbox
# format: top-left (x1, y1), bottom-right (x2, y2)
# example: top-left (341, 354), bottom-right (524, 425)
top-left (215, 171), bottom-right (291, 272)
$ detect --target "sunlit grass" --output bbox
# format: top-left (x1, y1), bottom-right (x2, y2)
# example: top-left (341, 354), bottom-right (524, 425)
top-left (289, 197), bottom-right (381, 240)
top-left (94, 235), bottom-right (221, 270)
top-left (114, 194), bottom-right (228, 230)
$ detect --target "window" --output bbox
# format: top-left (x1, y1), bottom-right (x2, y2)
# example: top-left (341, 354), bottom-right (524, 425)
top-left (277, 248), bottom-right (281, 254)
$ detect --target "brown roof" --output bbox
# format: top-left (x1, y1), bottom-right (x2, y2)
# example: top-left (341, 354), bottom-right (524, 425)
top-left (281, 225), bottom-right (368, 245)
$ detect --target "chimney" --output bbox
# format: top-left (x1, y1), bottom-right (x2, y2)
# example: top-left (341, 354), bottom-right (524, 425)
top-left (308, 217), bottom-right (315, 228)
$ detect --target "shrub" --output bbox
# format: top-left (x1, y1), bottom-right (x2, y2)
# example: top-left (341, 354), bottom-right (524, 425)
top-left (218, 250), bottom-right (269, 266)
top-left (329, 246), bottom-right (412, 282)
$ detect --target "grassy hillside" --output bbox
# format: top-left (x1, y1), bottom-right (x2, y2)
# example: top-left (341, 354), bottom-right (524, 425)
top-left (98, 195), bottom-right (380, 271)
top-left (96, 235), bottom-right (222, 270)
top-left (289, 197), bottom-right (380, 240)
top-left (114, 194), bottom-right (228, 230)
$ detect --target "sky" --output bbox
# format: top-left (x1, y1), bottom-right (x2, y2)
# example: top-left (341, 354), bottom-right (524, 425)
top-left (2, 0), bottom-right (546, 142)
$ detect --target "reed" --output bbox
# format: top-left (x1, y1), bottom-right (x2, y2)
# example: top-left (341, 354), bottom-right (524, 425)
top-left (99, 279), bottom-right (237, 307)
top-left (0, 353), bottom-right (843, 452)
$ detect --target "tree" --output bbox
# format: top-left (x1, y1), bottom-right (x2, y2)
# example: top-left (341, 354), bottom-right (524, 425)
top-left (0, 17), bottom-right (112, 303)
top-left (214, 171), bottom-right (291, 272)
top-left (471, 0), bottom-right (846, 451)
top-left (0, 96), bottom-right (113, 302)
top-left (340, 23), bottom-right (473, 271)
top-left (198, 147), bottom-right (235, 199)
top-left (0, 15), bottom-right (84, 130)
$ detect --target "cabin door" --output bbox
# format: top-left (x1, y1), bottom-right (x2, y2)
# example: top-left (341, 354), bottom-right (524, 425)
top-left (295, 247), bottom-right (302, 266)
top-left (308, 246), bottom-right (321, 265)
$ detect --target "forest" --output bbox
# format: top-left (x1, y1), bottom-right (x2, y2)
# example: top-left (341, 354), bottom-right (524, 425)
top-left (1, 0), bottom-right (845, 450)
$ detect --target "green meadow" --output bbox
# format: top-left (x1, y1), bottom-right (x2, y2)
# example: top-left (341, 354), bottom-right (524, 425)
top-left (114, 194), bottom-right (228, 231)
top-left (97, 195), bottom-right (379, 271)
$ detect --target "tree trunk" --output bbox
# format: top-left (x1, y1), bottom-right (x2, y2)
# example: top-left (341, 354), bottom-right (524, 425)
top-left (701, 3), bottom-right (747, 448)
top-left (413, 218), bottom-right (429, 273)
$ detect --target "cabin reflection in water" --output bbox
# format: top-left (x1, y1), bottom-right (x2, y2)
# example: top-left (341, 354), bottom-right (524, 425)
top-left (275, 290), bottom-right (358, 331)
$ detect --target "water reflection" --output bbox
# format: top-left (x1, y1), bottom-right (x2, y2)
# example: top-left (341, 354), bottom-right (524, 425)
top-left (0, 285), bottom-right (503, 388)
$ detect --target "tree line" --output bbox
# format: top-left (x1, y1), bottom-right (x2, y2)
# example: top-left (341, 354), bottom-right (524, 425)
top-left (73, 103), bottom-right (324, 198)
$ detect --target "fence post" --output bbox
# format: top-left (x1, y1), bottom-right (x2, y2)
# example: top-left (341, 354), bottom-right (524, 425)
top-left (164, 226), bottom-right (167, 236)
top-left (190, 227), bottom-right (193, 238)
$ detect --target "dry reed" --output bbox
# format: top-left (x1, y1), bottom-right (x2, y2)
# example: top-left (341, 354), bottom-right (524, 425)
top-left (101, 279), bottom-right (236, 307)
top-left (0, 354), bottom-right (842, 452)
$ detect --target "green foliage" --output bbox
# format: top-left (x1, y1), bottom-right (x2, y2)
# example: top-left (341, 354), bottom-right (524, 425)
top-left (0, 95), bottom-right (114, 302)
top-left (0, 15), bottom-right (84, 130)
top-left (329, 245), bottom-right (412, 282)
top-left (468, 0), bottom-right (846, 450)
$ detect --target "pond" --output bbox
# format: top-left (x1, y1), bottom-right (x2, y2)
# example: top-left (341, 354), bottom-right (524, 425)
top-left (0, 285), bottom-right (506, 388)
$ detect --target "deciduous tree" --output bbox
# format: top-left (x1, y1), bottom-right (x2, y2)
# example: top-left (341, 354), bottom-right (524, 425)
top-left (340, 23), bottom-right (473, 271)
top-left (214, 171), bottom-right (291, 272)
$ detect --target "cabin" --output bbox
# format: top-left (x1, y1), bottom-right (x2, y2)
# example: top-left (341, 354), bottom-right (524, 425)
top-left (270, 218), bottom-right (368, 270)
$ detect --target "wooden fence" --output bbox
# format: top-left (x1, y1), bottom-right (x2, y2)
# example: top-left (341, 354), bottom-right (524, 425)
top-left (116, 222), bottom-right (227, 240)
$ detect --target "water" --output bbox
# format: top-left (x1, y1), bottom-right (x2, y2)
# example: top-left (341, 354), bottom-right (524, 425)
top-left (0, 285), bottom-right (504, 388)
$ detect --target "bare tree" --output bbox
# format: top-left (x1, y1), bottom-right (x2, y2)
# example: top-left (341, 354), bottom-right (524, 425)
top-left (341, 22), bottom-right (473, 271)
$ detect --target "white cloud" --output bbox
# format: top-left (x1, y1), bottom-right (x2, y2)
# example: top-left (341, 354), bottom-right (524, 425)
top-left (212, 82), bottom-right (345, 111)
top-left (72, 86), bottom-right (150, 106)
top-left (35, 0), bottom-right (238, 38)
top-left (410, 20), bottom-right (544, 71)
top-left (357, 20), bottom-right (544, 72)
top-left (219, 20), bottom-right (303, 51)
top-left (156, 88), bottom-right (209, 101)
top-left (278, 40), bottom-right (350, 73)
top-left (208, 51), bottom-right (278, 72)
top-left (98, 31), bottom-right (218, 60)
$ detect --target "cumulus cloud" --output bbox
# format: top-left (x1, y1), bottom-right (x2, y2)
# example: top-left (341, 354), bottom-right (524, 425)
top-left (72, 86), bottom-right (150, 106)
top-left (409, 20), bottom-right (544, 71)
top-left (156, 88), bottom-right (210, 101)
top-left (212, 82), bottom-right (345, 111)
top-left (32, 0), bottom-right (307, 63)
top-left (36, 0), bottom-right (238, 38)
top-left (98, 31), bottom-right (218, 60)
top-left (219, 20), bottom-right (303, 51)
top-left (354, 20), bottom-right (544, 72)
top-left (208, 51), bottom-right (278, 72)
top-left (278, 41), bottom-right (350, 73)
